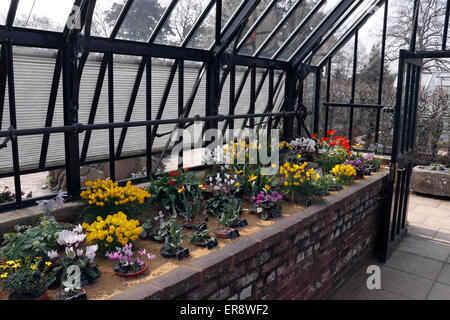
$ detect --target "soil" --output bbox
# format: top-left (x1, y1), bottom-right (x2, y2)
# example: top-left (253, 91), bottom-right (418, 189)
top-left (0, 173), bottom-right (380, 300)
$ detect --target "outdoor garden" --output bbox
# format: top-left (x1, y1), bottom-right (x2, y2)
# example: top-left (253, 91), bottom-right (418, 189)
top-left (0, 132), bottom-right (383, 300)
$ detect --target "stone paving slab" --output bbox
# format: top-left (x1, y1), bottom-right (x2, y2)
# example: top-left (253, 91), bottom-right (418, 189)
top-left (329, 193), bottom-right (450, 300)
top-left (397, 236), bottom-right (450, 261)
top-left (427, 283), bottom-right (450, 300)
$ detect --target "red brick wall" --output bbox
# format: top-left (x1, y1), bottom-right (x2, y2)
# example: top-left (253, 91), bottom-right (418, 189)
top-left (110, 171), bottom-right (389, 300)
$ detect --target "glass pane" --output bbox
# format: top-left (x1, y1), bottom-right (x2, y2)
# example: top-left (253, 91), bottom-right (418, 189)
top-left (154, 0), bottom-right (212, 46)
top-left (310, 0), bottom-right (377, 65)
top-left (258, 0), bottom-right (322, 59)
top-left (186, 3), bottom-right (216, 50)
top-left (116, 0), bottom-right (173, 42)
top-left (0, 1), bottom-right (11, 25)
top-left (222, 0), bottom-right (245, 27)
top-left (91, 0), bottom-right (127, 37)
top-left (277, 0), bottom-right (342, 61)
top-left (238, 0), bottom-right (275, 43)
top-left (239, 0), bottom-right (301, 56)
top-left (13, 0), bottom-right (75, 32)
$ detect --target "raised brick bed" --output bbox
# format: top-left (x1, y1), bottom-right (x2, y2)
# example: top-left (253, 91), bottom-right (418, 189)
top-left (108, 171), bottom-right (389, 300)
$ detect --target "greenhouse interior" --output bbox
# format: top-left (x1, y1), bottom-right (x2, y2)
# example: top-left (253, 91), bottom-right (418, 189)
top-left (0, 0), bottom-right (449, 302)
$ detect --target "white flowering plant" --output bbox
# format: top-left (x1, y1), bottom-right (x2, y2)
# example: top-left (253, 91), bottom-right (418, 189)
top-left (48, 225), bottom-right (101, 286)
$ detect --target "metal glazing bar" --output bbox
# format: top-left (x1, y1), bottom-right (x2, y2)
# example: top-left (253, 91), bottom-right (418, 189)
top-left (0, 45), bottom-right (7, 131)
top-left (324, 58), bottom-right (331, 137)
top-left (39, 51), bottom-right (63, 169)
top-left (241, 68), bottom-right (269, 129)
top-left (254, 0), bottom-right (305, 56)
top-left (375, 0), bottom-right (389, 144)
top-left (443, 0), bottom-right (450, 50)
top-left (5, 41), bottom-right (22, 207)
top-left (178, 59), bottom-right (184, 169)
top-left (80, 55), bottom-right (109, 164)
top-left (272, 0), bottom-right (326, 60)
top-left (6, 0), bottom-right (19, 28)
top-left (110, 0), bottom-right (135, 39)
top-left (312, 68), bottom-right (321, 135)
top-left (410, 0), bottom-right (420, 52)
top-left (349, 29), bottom-right (358, 145)
top-left (108, 52), bottom-right (115, 181)
top-left (115, 57), bottom-right (147, 158)
top-left (148, 0), bottom-right (179, 43)
top-left (146, 57), bottom-right (152, 177)
top-left (237, 0), bottom-right (278, 51)
top-left (216, 0), bottom-right (222, 46)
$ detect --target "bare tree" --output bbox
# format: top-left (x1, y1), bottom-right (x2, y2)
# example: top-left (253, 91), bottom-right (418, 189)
top-left (386, 0), bottom-right (449, 71)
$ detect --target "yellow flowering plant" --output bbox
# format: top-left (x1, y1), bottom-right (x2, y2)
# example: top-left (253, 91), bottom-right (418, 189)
top-left (82, 211), bottom-right (142, 254)
top-left (331, 164), bottom-right (357, 186)
top-left (0, 256), bottom-right (54, 300)
top-left (279, 161), bottom-right (323, 205)
top-left (80, 179), bottom-right (151, 222)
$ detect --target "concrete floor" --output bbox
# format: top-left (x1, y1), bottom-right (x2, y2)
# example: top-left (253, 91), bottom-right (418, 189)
top-left (330, 193), bottom-right (450, 300)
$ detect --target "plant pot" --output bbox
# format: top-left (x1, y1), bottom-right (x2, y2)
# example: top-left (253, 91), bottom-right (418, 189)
top-left (183, 220), bottom-right (207, 231)
top-left (252, 207), bottom-right (282, 220)
top-left (160, 246), bottom-right (190, 260)
top-left (54, 288), bottom-right (87, 300)
top-left (191, 237), bottom-right (218, 250)
top-left (285, 194), bottom-right (312, 207)
top-left (213, 227), bottom-right (240, 239)
top-left (329, 186), bottom-right (343, 192)
top-left (242, 195), bottom-right (251, 202)
top-left (9, 289), bottom-right (48, 300)
top-left (114, 263), bottom-right (147, 278)
top-left (230, 219), bottom-right (248, 228)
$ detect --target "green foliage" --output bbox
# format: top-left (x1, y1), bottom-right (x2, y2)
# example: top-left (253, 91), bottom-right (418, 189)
top-left (0, 257), bottom-right (53, 299)
top-left (165, 219), bottom-right (183, 251)
top-left (210, 197), bottom-right (241, 228)
top-left (145, 169), bottom-right (202, 217)
top-left (187, 230), bottom-right (215, 243)
top-left (0, 216), bottom-right (62, 261)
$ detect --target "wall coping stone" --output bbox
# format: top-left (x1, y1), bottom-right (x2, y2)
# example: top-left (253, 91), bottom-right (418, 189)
top-left (108, 170), bottom-right (388, 300)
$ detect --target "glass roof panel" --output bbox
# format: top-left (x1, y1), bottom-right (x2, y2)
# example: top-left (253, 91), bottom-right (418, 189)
top-left (91, 0), bottom-right (127, 37)
top-left (239, 0), bottom-right (301, 56)
top-left (309, 0), bottom-right (380, 65)
top-left (222, 0), bottom-right (246, 28)
top-left (185, 3), bottom-right (216, 50)
top-left (115, 0), bottom-right (173, 42)
top-left (13, 0), bottom-right (75, 32)
top-left (237, 0), bottom-right (276, 44)
top-left (258, 0), bottom-right (322, 59)
top-left (154, 0), bottom-right (212, 46)
top-left (276, 0), bottom-right (342, 61)
top-left (0, 1), bottom-right (11, 25)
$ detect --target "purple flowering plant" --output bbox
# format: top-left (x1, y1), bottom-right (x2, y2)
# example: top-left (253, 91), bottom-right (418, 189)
top-left (106, 244), bottom-right (155, 275)
top-left (250, 190), bottom-right (283, 221)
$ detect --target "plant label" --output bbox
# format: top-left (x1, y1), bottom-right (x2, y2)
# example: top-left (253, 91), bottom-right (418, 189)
top-left (206, 238), bottom-right (218, 250)
top-left (237, 219), bottom-right (248, 228)
top-left (176, 248), bottom-right (190, 261)
top-left (272, 211), bottom-right (281, 219)
top-left (228, 229), bottom-right (240, 239)
top-left (195, 223), bottom-right (208, 232)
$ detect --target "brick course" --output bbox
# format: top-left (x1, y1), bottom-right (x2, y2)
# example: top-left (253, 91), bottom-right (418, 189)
top-left (108, 171), bottom-right (389, 300)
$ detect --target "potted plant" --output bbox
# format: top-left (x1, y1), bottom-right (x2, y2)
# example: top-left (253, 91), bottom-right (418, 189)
top-left (160, 218), bottom-right (190, 260)
top-left (250, 190), bottom-right (283, 221)
top-left (315, 174), bottom-right (343, 193)
top-left (48, 225), bottom-right (101, 287)
top-left (179, 198), bottom-right (207, 231)
top-left (141, 211), bottom-right (172, 242)
top-left (0, 257), bottom-right (53, 300)
top-left (211, 197), bottom-right (241, 239)
top-left (279, 161), bottom-right (324, 206)
top-left (54, 265), bottom-right (87, 300)
top-left (106, 244), bottom-right (155, 278)
top-left (187, 230), bottom-right (218, 249)
top-left (331, 164), bottom-right (357, 186)
top-left (0, 215), bottom-right (63, 261)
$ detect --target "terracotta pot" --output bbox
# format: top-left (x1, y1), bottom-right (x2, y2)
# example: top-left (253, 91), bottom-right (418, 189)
top-left (114, 263), bottom-right (147, 278)
top-left (213, 227), bottom-right (235, 239)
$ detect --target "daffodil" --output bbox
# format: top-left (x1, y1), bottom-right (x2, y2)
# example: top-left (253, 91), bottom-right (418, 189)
top-left (248, 174), bottom-right (257, 182)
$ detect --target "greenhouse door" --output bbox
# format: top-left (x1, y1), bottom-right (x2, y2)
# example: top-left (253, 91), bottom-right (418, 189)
top-left (380, 51), bottom-right (423, 263)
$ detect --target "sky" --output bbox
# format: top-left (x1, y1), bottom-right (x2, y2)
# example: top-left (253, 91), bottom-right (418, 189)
top-left (0, 0), bottom-right (384, 57)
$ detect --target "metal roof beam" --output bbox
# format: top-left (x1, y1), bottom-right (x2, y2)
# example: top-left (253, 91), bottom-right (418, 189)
top-left (289, 0), bottom-right (355, 67)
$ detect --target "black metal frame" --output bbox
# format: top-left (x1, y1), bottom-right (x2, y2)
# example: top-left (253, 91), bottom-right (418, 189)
top-left (0, 0), bottom-right (446, 215)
